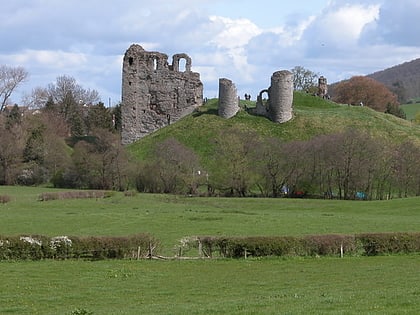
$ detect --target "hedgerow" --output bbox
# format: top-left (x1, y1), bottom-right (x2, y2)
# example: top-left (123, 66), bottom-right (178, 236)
top-left (0, 234), bottom-right (158, 260)
top-left (38, 190), bottom-right (114, 201)
top-left (192, 233), bottom-right (420, 258)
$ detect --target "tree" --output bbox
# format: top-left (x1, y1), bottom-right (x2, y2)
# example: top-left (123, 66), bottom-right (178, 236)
top-left (70, 129), bottom-right (131, 190)
top-left (211, 127), bottom-right (259, 196)
top-left (391, 141), bottom-right (420, 197)
top-left (291, 66), bottom-right (319, 92)
top-left (86, 102), bottom-right (113, 133)
top-left (136, 138), bottom-right (200, 194)
top-left (0, 65), bottom-right (28, 111)
top-left (0, 115), bottom-right (26, 184)
top-left (333, 76), bottom-right (399, 113)
top-left (47, 75), bottom-right (100, 107)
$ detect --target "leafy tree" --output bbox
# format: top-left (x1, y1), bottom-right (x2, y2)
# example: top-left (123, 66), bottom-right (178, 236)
top-left (333, 76), bottom-right (399, 113)
top-left (5, 104), bottom-right (22, 127)
top-left (291, 66), bottom-right (319, 93)
top-left (86, 102), bottom-right (113, 133)
top-left (385, 102), bottom-right (406, 119)
top-left (0, 65), bottom-right (28, 111)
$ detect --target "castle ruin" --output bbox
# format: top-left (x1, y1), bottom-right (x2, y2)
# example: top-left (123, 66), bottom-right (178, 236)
top-left (317, 76), bottom-right (328, 98)
top-left (121, 44), bottom-right (203, 144)
top-left (218, 78), bottom-right (240, 118)
top-left (251, 70), bottom-right (294, 123)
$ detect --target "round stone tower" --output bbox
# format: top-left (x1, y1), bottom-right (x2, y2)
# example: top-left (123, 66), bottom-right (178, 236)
top-left (218, 78), bottom-right (240, 119)
top-left (268, 70), bottom-right (293, 123)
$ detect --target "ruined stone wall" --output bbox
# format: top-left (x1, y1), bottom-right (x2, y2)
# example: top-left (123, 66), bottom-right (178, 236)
top-left (268, 70), bottom-right (293, 123)
top-left (121, 44), bottom-right (203, 144)
top-left (218, 78), bottom-right (240, 118)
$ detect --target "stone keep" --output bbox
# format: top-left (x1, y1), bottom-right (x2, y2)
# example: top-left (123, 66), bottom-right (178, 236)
top-left (121, 44), bottom-right (203, 144)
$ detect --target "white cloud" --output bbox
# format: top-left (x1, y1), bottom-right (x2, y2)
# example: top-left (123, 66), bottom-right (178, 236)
top-left (301, 3), bottom-right (380, 54)
top-left (2, 0), bottom-right (420, 103)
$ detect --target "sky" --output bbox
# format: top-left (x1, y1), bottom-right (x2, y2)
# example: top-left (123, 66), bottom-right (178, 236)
top-left (2, 0), bottom-right (420, 105)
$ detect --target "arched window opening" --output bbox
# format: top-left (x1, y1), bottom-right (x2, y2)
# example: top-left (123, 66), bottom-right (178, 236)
top-left (128, 57), bottom-right (134, 66)
top-left (178, 58), bottom-right (187, 72)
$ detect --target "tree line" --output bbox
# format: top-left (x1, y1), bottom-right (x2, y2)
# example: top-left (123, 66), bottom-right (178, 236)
top-left (135, 127), bottom-right (420, 200)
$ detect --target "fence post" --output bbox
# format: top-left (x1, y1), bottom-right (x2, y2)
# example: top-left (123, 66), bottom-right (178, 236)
top-left (198, 239), bottom-right (203, 258)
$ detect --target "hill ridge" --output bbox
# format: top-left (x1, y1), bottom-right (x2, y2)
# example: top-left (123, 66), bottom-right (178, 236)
top-left (367, 57), bottom-right (420, 101)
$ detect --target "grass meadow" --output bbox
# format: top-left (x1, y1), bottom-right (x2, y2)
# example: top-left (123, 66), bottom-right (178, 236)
top-left (401, 102), bottom-right (420, 121)
top-left (1, 186), bottom-right (420, 314)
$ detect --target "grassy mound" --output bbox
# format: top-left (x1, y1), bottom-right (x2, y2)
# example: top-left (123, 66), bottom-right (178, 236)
top-left (128, 92), bottom-right (420, 160)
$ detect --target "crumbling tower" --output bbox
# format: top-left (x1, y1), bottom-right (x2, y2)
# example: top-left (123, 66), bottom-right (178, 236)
top-left (218, 78), bottom-right (240, 118)
top-left (318, 76), bottom-right (328, 98)
top-left (121, 44), bottom-right (203, 144)
top-left (253, 70), bottom-right (293, 123)
top-left (268, 70), bottom-right (293, 123)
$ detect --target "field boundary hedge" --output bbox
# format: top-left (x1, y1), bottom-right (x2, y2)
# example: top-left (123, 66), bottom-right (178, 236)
top-left (38, 190), bottom-right (114, 201)
top-left (0, 234), bottom-right (159, 260)
top-left (2, 232), bottom-right (419, 260)
top-left (189, 233), bottom-right (420, 258)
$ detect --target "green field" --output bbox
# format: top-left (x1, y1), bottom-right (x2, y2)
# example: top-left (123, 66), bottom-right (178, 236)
top-left (1, 256), bottom-right (419, 314)
top-left (1, 186), bottom-right (420, 314)
top-left (401, 102), bottom-right (420, 121)
top-left (1, 186), bottom-right (420, 254)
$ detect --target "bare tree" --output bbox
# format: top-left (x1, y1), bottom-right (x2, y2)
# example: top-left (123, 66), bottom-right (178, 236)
top-left (47, 75), bottom-right (100, 106)
top-left (211, 127), bottom-right (259, 196)
top-left (0, 65), bottom-right (28, 111)
top-left (291, 66), bottom-right (319, 92)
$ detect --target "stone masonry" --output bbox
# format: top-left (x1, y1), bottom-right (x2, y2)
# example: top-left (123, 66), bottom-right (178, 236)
top-left (121, 44), bottom-right (203, 144)
top-left (253, 70), bottom-right (293, 123)
top-left (317, 76), bottom-right (328, 98)
top-left (218, 78), bottom-right (240, 118)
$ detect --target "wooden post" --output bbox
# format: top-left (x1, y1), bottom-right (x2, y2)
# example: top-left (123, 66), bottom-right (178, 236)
top-left (148, 242), bottom-right (152, 259)
top-left (137, 246), bottom-right (141, 260)
top-left (340, 243), bottom-right (343, 258)
top-left (198, 239), bottom-right (203, 258)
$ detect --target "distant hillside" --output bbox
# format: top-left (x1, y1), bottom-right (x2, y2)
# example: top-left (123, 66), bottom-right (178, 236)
top-left (128, 92), bottom-right (420, 162)
top-left (367, 58), bottom-right (420, 102)
top-left (328, 58), bottom-right (420, 103)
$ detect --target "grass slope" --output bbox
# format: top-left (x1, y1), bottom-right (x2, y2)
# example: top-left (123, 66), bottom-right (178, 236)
top-left (128, 91), bottom-right (420, 161)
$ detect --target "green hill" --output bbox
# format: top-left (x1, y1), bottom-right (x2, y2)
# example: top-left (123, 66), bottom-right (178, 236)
top-left (128, 91), bottom-right (420, 161)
